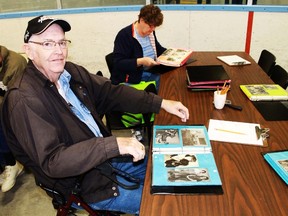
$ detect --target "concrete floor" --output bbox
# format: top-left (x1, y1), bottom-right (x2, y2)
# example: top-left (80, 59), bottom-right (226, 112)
top-left (0, 129), bottom-right (144, 216)
top-left (1, 171), bottom-right (63, 216)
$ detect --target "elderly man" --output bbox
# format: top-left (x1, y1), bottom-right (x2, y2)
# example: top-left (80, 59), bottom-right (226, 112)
top-left (1, 15), bottom-right (189, 214)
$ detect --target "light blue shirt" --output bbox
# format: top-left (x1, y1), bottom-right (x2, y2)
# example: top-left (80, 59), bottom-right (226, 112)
top-left (135, 28), bottom-right (155, 70)
top-left (57, 70), bottom-right (103, 137)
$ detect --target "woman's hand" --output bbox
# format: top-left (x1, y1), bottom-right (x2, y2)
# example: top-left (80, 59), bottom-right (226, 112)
top-left (137, 57), bottom-right (159, 67)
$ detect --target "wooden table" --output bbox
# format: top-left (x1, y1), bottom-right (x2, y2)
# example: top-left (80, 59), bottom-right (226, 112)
top-left (140, 52), bottom-right (288, 216)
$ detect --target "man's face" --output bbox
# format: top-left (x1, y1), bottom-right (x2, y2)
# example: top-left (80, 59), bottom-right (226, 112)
top-left (24, 24), bottom-right (68, 83)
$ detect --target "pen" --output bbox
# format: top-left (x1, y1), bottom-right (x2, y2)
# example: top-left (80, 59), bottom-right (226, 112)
top-left (215, 128), bottom-right (246, 135)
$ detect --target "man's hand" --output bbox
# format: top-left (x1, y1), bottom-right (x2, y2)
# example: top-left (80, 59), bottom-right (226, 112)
top-left (116, 137), bottom-right (146, 162)
top-left (161, 99), bottom-right (189, 122)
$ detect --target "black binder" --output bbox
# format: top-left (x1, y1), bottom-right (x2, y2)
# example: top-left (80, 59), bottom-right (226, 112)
top-left (186, 65), bottom-right (231, 90)
top-left (252, 101), bottom-right (288, 121)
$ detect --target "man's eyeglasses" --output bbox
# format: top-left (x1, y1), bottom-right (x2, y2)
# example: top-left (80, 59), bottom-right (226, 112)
top-left (28, 40), bottom-right (71, 50)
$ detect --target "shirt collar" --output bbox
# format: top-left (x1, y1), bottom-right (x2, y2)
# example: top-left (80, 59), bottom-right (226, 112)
top-left (58, 69), bottom-right (71, 93)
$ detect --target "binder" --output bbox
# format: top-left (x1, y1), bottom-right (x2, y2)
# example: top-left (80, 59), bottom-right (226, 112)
top-left (186, 65), bottom-right (231, 90)
top-left (252, 101), bottom-right (288, 121)
top-left (262, 150), bottom-right (288, 185)
top-left (151, 125), bottom-right (223, 195)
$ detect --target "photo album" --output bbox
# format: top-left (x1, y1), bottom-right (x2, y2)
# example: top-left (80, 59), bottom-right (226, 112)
top-left (240, 84), bottom-right (288, 101)
top-left (262, 150), bottom-right (288, 185)
top-left (240, 85), bottom-right (288, 121)
top-left (151, 125), bottom-right (223, 195)
top-left (156, 48), bottom-right (193, 67)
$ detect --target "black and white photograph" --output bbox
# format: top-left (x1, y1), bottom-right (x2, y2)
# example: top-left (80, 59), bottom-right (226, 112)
top-left (246, 85), bottom-right (269, 95)
top-left (278, 159), bottom-right (288, 172)
top-left (181, 128), bottom-right (207, 146)
top-left (164, 154), bottom-right (198, 168)
top-left (155, 128), bottom-right (179, 144)
top-left (167, 168), bottom-right (210, 183)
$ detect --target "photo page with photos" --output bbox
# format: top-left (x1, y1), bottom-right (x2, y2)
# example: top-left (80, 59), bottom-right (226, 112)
top-left (156, 48), bottom-right (193, 67)
top-left (151, 125), bottom-right (223, 195)
top-left (153, 125), bottom-right (212, 153)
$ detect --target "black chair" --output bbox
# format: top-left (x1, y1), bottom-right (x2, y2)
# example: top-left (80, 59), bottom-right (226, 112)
top-left (104, 52), bottom-right (155, 143)
top-left (258, 49), bottom-right (276, 76)
top-left (269, 65), bottom-right (288, 89)
top-left (105, 52), bottom-right (114, 78)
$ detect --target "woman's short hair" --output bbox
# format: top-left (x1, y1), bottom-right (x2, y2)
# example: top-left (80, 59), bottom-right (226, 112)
top-left (138, 4), bottom-right (163, 27)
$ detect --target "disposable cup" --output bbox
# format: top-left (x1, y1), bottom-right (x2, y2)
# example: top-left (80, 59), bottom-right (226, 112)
top-left (214, 91), bottom-right (227, 109)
